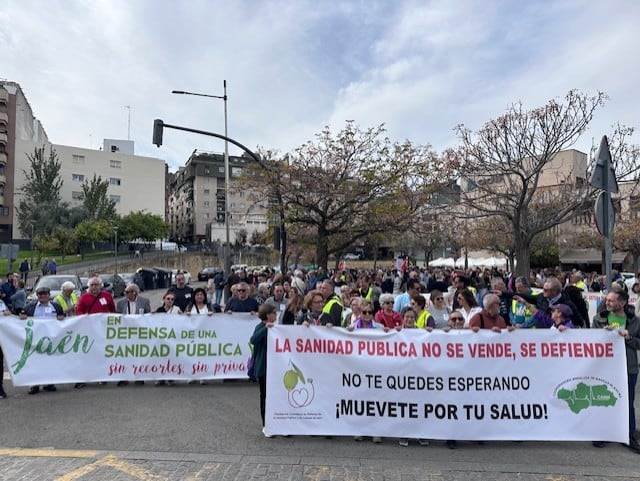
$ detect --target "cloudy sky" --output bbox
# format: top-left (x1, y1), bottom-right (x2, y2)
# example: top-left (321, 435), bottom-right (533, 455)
top-left (1, 0), bottom-right (638, 171)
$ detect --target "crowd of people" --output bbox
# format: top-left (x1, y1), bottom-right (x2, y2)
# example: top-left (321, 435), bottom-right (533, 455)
top-left (2, 262), bottom-right (639, 452)
top-left (245, 264), bottom-right (640, 451)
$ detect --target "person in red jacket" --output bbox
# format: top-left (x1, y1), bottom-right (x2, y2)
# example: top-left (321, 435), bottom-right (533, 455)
top-left (75, 276), bottom-right (116, 389)
top-left (76, 276), bottom-right (116, 314)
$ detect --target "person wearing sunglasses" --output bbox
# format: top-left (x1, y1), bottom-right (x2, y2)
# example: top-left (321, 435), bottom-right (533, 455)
top-left (117, 283), bottom-right (151, 315)
top-left (375, 293), bottom-right (402, 329)
top-left (349, 299), bottom-right (382, 444)
top-left (155, 291), bottom-right (182, 314)
top-left (426, 289), bottom-right (451, 329)
top-left (225, 281), bottom-right (259, 314)
top-left (346, 299), bottom-right (380, 331)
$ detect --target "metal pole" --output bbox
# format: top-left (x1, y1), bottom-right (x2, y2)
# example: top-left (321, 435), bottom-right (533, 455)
top-left (223, 80), bottom-right (231, 302)
top-left (114, 227), bottom-right (118, 275)
top-left (29, 222), bottom-right (34, 269)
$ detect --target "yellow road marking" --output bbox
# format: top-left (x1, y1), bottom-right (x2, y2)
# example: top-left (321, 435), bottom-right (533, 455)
top-left (56, 454), bottom-right (169, 481)
top-left (0, 448), bottom-right (98, 458)
top-left (0, 449), bottom-right (168, 481)
top-left (184, 462), bottom-right (222, 481)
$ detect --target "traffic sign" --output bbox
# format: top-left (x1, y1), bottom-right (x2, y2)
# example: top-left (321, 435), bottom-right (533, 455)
top-left (594, 191), bottom-right (615, 236)
top-left (590, 135), bottom-right (618, 193)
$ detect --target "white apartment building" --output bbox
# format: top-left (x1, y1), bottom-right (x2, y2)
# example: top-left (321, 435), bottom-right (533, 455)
top-left (13, 138), bottom-right (166, 239)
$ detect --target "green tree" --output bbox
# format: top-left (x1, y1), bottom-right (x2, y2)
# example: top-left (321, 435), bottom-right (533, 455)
top-left (16, 145), bottom-right (70, 237)
top-left (118, 211), bottom-right (169, 243)
top-left (81, 174), bottom-right (118, 221)
top-left (50, 227), bottom-right (77, 261)
top-left (74, 219), bottom-right (111, 258)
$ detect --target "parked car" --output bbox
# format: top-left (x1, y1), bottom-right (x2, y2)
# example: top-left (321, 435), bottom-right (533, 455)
top-left (171, 269), bottom-right (191, 284)
top-left (343, 253), bottom-right (362, 260)
top-left (28, 275), bottom-right (84, 302)
top-left (120, 272), bottom-right (145, 291)
top-left (101, 274), bottom-right (126, 298)
top-left (197, 267), bottom-right (222, 282)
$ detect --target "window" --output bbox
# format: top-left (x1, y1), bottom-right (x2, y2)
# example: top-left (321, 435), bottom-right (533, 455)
top-left (0, 206), bottom-right (8, 216)
top-left (72, 155), bottom-right (85, 165)
top-left (204, 189), bottom-right (210, 195)
top-left (203, 201), bottom-right (210, 207)
top-left (72, 174), bottom-right (85, 182)
top-left (109, 178), bottom-right (121, 186)
top-left (110, 159), bottom-right (122, 169)
top-left (203, 213), bottom-right (209, 219)
top-left (110, 145), bottom-right (119, 153)
top-left (72, 191), bottom-right (84, 201)
top-left (109, 195), bottom-right (121, 204)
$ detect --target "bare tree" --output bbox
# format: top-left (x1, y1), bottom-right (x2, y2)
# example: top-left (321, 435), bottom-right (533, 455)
top-left (246, 122), bottom-right (445, 269)
top-left (448, 90), bottom-right (613, 277)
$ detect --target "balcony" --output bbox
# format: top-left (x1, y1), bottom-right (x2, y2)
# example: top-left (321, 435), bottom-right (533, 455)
top-left (0, 152), bottom-right (6, 165)
top-left (0, 111), bottom-right (7, 124)
top-left (0, 131), bottom-right (6, 145)
top-left (0, 89), bottom-right (7, 103)
top-left (0, 173), bottom-right (5, 185)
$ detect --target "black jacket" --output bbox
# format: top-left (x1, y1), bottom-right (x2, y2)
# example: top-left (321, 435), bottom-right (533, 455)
top-left (23, 301), bottom-right (64, 317)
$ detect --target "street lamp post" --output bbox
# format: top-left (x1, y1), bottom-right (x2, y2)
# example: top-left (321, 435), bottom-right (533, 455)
top-left (172, 82), bottom-right (231, 293)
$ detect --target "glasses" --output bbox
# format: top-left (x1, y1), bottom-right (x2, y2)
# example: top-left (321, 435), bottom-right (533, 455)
top-left (362, 310), bottom-right (374, 314)
top-left (450, 316), bottom-right (464, 322)
top-left (434, 297), bottom-right (443, 301)
top-left (383, 301), bottom-right (393, 305)
top-left (237, 289), bottom-right (247, 292)
top-left (37, 291), bottom-right (49, 295)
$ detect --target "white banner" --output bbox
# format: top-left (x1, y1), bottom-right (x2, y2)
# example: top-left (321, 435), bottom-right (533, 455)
top-left (265, 326), bottom-right (629, 441)
top-left (0, 313), bottom-right (257, 385)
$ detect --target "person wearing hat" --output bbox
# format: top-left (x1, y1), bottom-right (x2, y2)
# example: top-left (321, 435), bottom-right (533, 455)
top-left (514, 296), bottom-right (574, 330)
top-left (20, 286), bottom-right (65, 395)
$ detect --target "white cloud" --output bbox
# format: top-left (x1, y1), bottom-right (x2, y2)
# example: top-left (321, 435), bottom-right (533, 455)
top-left (1, 0), bottom-right (638, 171)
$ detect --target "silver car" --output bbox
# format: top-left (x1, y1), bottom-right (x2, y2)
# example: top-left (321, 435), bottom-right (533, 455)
top-left (28, 275), bottom-right (84, 302)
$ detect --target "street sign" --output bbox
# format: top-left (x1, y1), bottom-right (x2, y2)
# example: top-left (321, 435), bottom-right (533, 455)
top-left (594, 191), bottom-right (615, 236)
top-left (0, 243), bottom-right (19, 261)
top-left (590, 135), bottom-right (619, 193)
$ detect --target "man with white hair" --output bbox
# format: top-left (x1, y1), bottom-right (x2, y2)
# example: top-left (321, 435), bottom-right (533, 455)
top-left (76, 276), bottom-right (116, 314)
top-left (469, 293), bottom-right (508, 332)
top-left (117, 283), bottom-right (151, 314)
top-left (55, 281), bottom-right (78, 316)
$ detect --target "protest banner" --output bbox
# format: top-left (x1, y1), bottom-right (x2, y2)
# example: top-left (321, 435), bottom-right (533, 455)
top-left (265, 326), bottom-right (628, 441)
top-left (0, 313), bottom-right (257, 385)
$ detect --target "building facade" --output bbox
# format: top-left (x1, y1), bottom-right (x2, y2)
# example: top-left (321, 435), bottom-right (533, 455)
top-left (12, 138), bottom-right (166, 239)
top-left (0, 81), bottom-right (49, 242)
top-left (168, 150), bottom-right (268, 244)
top-left (2, 80), bottom-right (166, 241)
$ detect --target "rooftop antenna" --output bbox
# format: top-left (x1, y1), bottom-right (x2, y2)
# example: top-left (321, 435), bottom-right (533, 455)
top-left (125, 105), bottom-right (131, 140)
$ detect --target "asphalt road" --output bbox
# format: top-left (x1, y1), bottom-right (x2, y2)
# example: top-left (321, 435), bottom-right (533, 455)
top-left (2, 284), bottom-right (640, 480)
